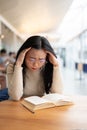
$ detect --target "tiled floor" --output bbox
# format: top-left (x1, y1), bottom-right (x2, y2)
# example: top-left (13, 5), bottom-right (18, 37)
top-left (62, 67), bottom-right (87, 95)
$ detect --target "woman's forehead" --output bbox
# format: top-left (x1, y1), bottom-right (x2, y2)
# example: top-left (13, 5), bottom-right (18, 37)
top-left (26, 48), bottom-right (46, 57)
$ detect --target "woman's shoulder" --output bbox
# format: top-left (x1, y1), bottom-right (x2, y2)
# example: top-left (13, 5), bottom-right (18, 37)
top-left (7, 63), bottom-right (14, 68)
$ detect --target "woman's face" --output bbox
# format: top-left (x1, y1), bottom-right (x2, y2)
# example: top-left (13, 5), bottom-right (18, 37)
top-left (25, 48), bottom-right (47, 71)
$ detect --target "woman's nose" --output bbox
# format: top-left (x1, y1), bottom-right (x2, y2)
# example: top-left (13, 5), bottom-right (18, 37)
top-left (33, 61), bottom-right (39, 67)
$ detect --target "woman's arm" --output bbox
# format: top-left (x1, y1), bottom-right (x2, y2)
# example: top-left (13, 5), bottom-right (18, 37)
top-left (6, 48), bottom-right (31, 100)
top-left (50, 66), bottom-right (64, 94)
top-left (6, 63), bottom-right (23, 100)
top-left (46, 51), bottom-right (63, 93)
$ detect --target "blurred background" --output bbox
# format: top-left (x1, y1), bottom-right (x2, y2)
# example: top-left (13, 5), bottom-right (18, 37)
top-left (0, 0), bottom-right (87, 95)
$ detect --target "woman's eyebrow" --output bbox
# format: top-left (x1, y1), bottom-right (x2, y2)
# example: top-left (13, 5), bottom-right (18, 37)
top-left (29, 56), bottom-right (46, 60)
top-left (29, 56), bottom-right (36, 59)
top-left (39, 58), bottom-right (46, 60)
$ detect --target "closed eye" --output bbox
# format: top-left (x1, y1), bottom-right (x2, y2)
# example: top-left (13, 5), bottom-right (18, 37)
top-left (29, 57), bottom-right (36, 62)
top-left (39, 59), bottom-right (46, 63)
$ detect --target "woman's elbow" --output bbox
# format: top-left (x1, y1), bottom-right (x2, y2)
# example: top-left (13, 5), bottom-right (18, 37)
top-left (8, 91), bottom-right (23, 101)
top-left (50, 86), bottom-right (63, 94)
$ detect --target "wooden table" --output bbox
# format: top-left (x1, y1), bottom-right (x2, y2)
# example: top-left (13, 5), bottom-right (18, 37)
top-left (0, 95), bottom-right (87, 130)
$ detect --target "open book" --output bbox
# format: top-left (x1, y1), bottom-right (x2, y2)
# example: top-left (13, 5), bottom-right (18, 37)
top-left (21, 93), bottom-right (73, 113)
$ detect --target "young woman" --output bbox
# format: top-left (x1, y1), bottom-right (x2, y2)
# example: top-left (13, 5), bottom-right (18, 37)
top-left (7, 35), bottom-right (63, 101)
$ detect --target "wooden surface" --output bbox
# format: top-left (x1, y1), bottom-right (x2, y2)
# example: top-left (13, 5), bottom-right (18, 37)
top-left (0, 95), bottom-right (87, 130)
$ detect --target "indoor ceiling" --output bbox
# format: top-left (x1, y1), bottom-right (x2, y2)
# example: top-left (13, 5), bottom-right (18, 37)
top-left (0, 0), bottom-right (73, 39)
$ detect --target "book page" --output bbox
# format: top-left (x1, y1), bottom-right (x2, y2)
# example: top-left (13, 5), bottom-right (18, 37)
top-left (24, 96), bottom-right (50, 105)
top-left (42, 93), bottom-right (71, 104)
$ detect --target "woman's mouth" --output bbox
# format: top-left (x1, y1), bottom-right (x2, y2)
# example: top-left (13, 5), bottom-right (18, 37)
top-left (32, 68), bottom-right (38, 70)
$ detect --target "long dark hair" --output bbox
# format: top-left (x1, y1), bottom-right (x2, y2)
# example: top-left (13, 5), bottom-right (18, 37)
top-left (16, 35), bottom-right (57, 94)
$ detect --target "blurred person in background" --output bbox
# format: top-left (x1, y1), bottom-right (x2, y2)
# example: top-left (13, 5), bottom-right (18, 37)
top-left (0, 49), bottom-right (9, 72)
top-left (0, 49), bottom-right (9, 100)
top-left (9, 52), bottom-right (16, 63)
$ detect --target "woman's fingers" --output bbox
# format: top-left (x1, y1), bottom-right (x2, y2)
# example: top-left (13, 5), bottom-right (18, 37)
top-left (16, 47), bottom-right (31, 66)
top-left (22, 47), bottom-right (31, 55)
top-left (46, 51), bottom-right (58, 67)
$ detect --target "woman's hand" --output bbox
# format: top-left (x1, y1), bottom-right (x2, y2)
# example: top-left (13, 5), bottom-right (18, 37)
top-left (46, 51), bottom-right (59, 67)
top-left (16, 48), bottom-right (31, 67)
